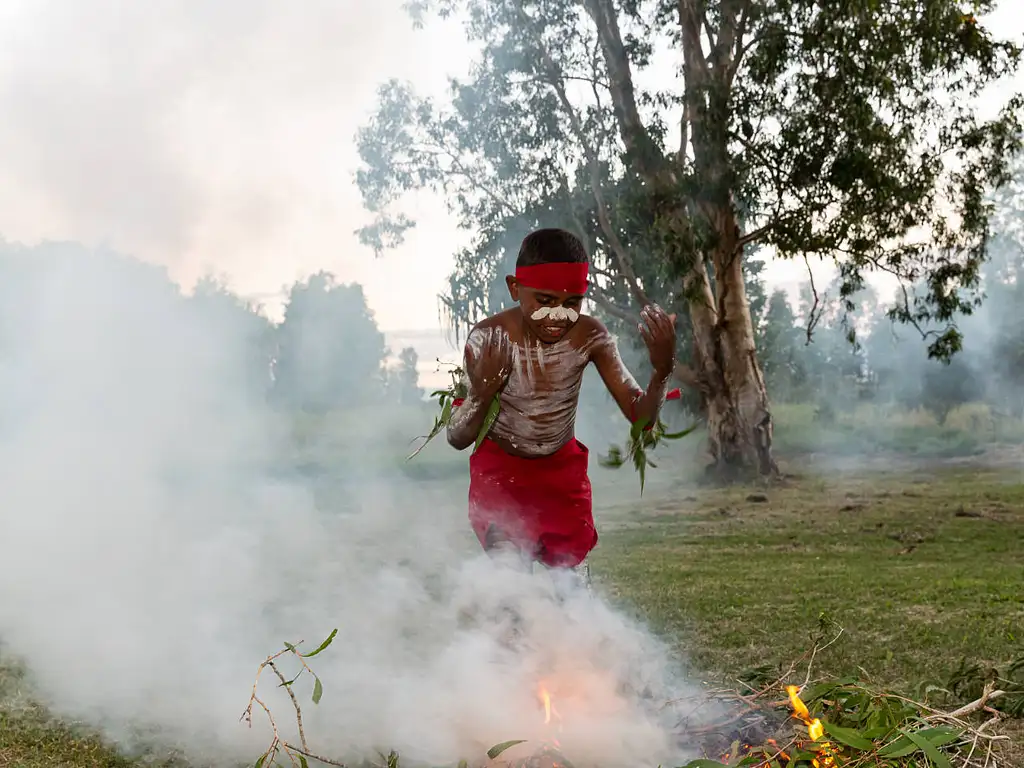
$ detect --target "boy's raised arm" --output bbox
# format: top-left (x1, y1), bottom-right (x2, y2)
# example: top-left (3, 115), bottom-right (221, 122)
top-left (446, 326), bottom-right (513, 450)
top-left (588, 306), bottom-right (676, 427)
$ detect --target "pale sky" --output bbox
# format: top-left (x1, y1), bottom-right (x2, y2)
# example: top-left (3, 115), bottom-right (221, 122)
top-left (0, 1), bottom-right (1020, 332)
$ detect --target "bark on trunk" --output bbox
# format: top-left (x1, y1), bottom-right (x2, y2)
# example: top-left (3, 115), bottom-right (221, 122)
top-left (702, 335), bottom-right (777, 479)
top-left (660, 200), bottom-right (777, 479)
top-left (583, 0), bottom-right (776, 479)
top-left (703, 206), bottom-right (778, 479)
top-left (678, 0), bottom-right (776, 480)
top-left (685, 261), bottom-right (778, 480)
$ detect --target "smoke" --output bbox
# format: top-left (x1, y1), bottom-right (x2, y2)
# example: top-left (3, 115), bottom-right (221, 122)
top-left (0, 243), bottom-right (713, 767)
top-left (0, 0), bottom-right (472, 331)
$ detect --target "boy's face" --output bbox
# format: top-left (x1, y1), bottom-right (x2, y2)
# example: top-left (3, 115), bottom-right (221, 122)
top-left (506, 276), bottom-right (585, 343)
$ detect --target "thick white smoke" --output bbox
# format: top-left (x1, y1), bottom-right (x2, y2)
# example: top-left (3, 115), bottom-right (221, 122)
top-left (0, 245), bottom-right (713, 767)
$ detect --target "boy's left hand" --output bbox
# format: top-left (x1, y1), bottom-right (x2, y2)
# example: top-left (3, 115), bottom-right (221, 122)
top-left (639, 304), bottom-right (677, 377)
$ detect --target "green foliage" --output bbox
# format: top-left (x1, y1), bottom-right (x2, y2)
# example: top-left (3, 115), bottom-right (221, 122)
top-left (475, 394), bottom-right (502, 451)
top-left (357, 0), bottom-right (1023, 366)
top-left (274, 629), bottom-right (337, 707)
top-left (302, 628), bottom-right (338, 659)
top-left (485, 740), bottom-right (526, 759)
top-left (599, 416), bottom-right (698, 493)
top-left (406, 363), bottom-right (501, 459)
top-left (403, 358), bottom-right (700, 492)
top-left (945, 655), bottom-right (1024, 718)
top-left (389, 347), bottom-right (425, 406)
top-left (247, 629), bottom-right (340, 767)
top-left (770, 401), bottom-right (1024, 459)
top-left (189, 275), bottom-right (277, 398)
top-left (272, 272), bottom-right (390, 412)
top-left (673, 672), bottom-right (1001, 768)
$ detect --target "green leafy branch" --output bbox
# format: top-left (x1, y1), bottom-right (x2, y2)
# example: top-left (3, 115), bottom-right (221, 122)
top-left (681, 677), bottom-right (999, 768)
top-left (406, 361), bottom-right (500, 460)
top-left (599, 417), bottom-right (698, 494)
top-left (242, 628), bottom-right (342, 768)
top-left (677, 621), bottom-right (1019, 768)
top-left (242, 633), bottom-right (562, 768)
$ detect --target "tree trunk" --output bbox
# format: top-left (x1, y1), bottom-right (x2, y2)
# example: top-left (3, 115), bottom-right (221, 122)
top-left (706, 206), bottom-right (777, 479)
top-left (677, 0), bottom-right (777, 480)
top-left (702, 319), bottom-right (777, 479)
top-left (684, 243), bottom-right (778, 479)
top-left (585, 0), bottom-right (777, 478)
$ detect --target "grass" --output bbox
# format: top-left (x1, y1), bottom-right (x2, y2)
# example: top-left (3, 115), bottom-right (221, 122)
top-left (1, 445), bottom-right (1022, 766)
top-left (770, 401), bottom-right (1024, 459)
top-left (591, 463), bottom-right (1024, 765)
top-left (593, 465), bottom-right (1024, 687)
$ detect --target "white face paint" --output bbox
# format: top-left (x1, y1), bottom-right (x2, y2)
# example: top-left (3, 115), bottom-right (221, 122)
top-left (530, 305), bottom-right (579, 323)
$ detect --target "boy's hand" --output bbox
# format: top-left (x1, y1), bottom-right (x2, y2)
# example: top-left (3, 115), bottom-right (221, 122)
top-left (465, 327), bottom-right (514, 397)
top-left (639, 304), bottom-right (676, 377)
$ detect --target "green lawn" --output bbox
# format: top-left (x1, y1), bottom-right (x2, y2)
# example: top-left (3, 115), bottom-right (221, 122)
top-left (593, 466), bottom-right (1023, 688)
top-left (1, 461), bottom-right (1022, 767)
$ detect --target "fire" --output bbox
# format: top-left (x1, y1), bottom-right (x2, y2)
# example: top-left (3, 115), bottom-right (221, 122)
top-left (537, 681), bottom-right (561, 726)
top-left (786, 685), bottom-right (835, 768)
top-left (786, 685), bottom-right (810, 721)
top-left (534, 681), bottom-right (566, 764)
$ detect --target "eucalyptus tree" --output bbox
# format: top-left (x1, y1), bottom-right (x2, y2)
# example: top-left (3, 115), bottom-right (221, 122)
top-left (357, 0), bottom-right (1021, 477)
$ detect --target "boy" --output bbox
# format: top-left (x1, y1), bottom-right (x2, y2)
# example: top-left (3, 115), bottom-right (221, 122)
top-left (447, 228), bottom-right (677, 583)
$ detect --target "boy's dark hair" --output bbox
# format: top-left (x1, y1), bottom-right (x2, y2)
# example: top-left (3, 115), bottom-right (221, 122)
top-left (516, 228), bottom-right (589, 267)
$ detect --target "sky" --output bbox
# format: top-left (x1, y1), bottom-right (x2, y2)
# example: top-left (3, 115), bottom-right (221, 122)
top-left (0, 1), bottom-right (1020, 333)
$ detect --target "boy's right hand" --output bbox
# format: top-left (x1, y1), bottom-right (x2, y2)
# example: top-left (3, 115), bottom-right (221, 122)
top-left (465, 327), bottom-right (514, 397)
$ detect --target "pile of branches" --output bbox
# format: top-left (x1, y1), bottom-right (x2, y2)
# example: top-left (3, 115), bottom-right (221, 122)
top-left (679, 621), bottom-right (1022, 768)
top-left (241, 622), bottom-right (1022, 768)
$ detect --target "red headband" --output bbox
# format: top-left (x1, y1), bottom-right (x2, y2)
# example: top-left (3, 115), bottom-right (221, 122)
top-left (515, 263), bottom-right (589, 295)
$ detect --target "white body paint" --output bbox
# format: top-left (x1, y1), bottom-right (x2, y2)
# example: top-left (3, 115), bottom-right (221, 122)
top-left (449, 319), bottom-right (648, 457)
top-left (495, 328), bottom-right (637, 456)
top-left (530, 305), bottom-right (579, 323)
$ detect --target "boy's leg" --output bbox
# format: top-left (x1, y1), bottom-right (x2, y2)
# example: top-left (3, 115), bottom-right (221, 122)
top-left (479, 524), bottom-right (532, 649)
top-left (482, 523), bottom-right (535, 572)
top-left (572, 559), bottom-right (592, 591)
top-left (544, 557), bottom-right (592, 600)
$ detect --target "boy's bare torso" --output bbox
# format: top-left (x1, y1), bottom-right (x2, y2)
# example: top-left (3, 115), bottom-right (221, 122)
top-left (465, 309), bottom-right (639, 458)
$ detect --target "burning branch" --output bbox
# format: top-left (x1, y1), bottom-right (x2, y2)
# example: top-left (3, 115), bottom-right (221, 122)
top-left (677, 619), bottom-right (1019, 768)
top-left (240, 615), bottom-right (1017, 768)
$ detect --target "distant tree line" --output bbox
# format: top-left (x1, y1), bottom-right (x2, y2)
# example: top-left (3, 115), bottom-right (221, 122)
top-left (0, 241), bottom-right (423, 416)
top-left (1, 232), bottom-right (1020, 429)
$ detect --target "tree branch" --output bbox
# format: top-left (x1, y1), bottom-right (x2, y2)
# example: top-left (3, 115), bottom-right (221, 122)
top-left (677, 0), bottom-right (712, 164)
top-left (725, 0), bottom-right (753, 85)
top-left (588, 162), bottom-right (652, 307)
top-left (736, 222), bottom-right (774, 249)
top-left (677, 0), bottom-right (712, 77)
top-left (802, 253), bottom-right (825, 345)
top-left (589, 284), bottom-right (637, 323)
top-left (589, 286), bottom-right (703, 393)
top-left (711, 0), bottom-right (743, 73)
top-left (519, 13), bottom-right (652, 309)
top-left (678, 96), bottom-right (692, 165)
top-left (944, 683), bottom-right (1006, 720)
top-left (674, 360), bottom-right (701, 390)
top-left (580, 0), bottom-right (662, 181)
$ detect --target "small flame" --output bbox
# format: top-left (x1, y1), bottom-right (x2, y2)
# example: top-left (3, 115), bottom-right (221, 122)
top-left (786, 685), bottom-right (810, 720)
top-left (537, 681), bottom-right (560, 726)
top-left (786, 685), bottom-right (835, 768)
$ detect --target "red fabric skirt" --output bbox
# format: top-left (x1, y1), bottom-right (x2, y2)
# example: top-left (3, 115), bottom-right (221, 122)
top-left (468, 438), bottom-right (596, 568)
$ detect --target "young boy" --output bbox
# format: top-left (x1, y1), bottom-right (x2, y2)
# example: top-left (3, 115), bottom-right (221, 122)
top-left (447, 228), bottom-right (677, 583)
